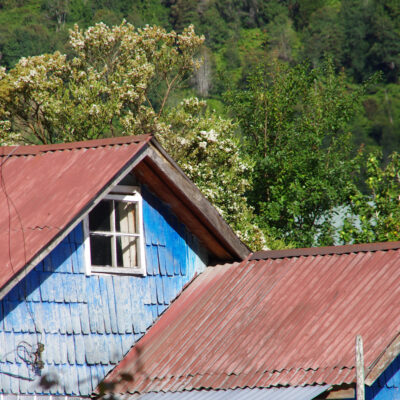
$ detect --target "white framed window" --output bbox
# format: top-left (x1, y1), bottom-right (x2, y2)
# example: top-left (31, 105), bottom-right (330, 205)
top-left (83, 185), bottom-right (146, 275)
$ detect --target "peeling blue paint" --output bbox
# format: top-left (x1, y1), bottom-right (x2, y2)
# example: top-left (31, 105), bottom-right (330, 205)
top-left (0, 185), bottom-right (207, 397)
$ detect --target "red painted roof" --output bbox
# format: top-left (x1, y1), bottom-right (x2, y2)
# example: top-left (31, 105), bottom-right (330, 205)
top-left (0, 135), bottom-right (151, 292)
top-left (106, 243), bottom-right (400, 394)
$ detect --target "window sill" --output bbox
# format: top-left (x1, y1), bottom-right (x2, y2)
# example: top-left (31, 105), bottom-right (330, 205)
top-left (90, 266), bottom-right (146, 276)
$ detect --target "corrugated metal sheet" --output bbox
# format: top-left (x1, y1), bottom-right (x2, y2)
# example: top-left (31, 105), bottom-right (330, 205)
top-left (251, 240), bottom-right (400, 260)
top-left (0, 187), bottom-right (207, 396)
top-left (130, 385), bottom-right (330, 399)
top-left (106, 244), bottom-right (400, 394)
top-left (0, 135), bottom-right (151, 293)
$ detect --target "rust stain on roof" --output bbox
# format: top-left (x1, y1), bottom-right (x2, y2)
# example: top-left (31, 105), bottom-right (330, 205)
top-left (0, 135), bottom-right (151, 293)
top-left (106, 245), bottom-right (400, 394)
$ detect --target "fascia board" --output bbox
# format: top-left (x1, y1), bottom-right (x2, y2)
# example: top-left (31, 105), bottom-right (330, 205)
top-left (146, 138), bottom-right (250, 260)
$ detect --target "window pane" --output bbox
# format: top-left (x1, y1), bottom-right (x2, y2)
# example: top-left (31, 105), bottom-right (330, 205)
top-left (90, 235), bottom-right (112, 266)
top-left (116, 236), bottom-right (138, 267)
top-left (89, 200), bottom-right (112, 231)
top-left (115, 201), bottom-right (137, 233)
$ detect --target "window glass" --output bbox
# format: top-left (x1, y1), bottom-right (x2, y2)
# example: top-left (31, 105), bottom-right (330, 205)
top-left (90, 235), bottom-right (112, 266)
top-left (116, 236), bottom-right (138, 267)
top-left (85, 187), bottom-right (145, 274)
top-left (115, 201), bottom-right (137, 233)
top-left (89, 200), bottom-right (112, 231)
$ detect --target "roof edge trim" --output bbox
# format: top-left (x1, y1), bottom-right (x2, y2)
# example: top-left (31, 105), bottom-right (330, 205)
top-left (251, 241), bottom-right (400, 260)
top-left (145, 139), bottom-right (250, 260)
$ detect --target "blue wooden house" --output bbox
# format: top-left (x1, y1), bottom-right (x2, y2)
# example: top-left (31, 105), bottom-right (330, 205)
top-left (0, 135), bottom-right (249, 398)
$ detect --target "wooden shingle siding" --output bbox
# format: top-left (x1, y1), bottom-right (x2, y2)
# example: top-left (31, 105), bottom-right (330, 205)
top-left (0, 185), bottom-right (207, 396)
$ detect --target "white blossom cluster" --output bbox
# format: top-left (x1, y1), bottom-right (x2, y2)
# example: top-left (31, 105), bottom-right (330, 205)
top-left (159, 98), bottom-right (266, 249)
top-left (0, 22), bottom-right (204, 144)
top-left (0, 22), bottom-right (266, 249)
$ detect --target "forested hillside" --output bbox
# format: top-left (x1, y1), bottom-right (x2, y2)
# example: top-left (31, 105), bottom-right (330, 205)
top-left (1, 0), bottom-right (399, 156)
top-left (1, 0), bottom-right (400, 249)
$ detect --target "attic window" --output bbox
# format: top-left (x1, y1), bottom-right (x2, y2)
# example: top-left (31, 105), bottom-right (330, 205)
top-left (84, 186), bottom-right (146, 275)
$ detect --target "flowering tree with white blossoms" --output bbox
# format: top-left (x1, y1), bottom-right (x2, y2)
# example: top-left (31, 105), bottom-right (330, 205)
top-left (0, 22), bottom-right (267, 250)
top-left (160, 98), bottom-right (267, 249)
top-left (0, 22), bottom-right (203, 144)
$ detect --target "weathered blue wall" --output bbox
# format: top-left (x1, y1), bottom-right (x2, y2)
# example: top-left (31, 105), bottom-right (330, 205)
top-left (365, 353), bottom-right (400, 400)
top-left (0, 186), bottom-right (208, 397)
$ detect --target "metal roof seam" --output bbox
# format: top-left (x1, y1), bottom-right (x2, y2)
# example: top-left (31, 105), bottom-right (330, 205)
top-left (321, 251), bottom-right (400, 367)
top-left (131, 266), bottom-right (237, 377)
top-left (238, 257), bottom-right (324, 372)
top-left (226, 258), bottom-right (303, 375)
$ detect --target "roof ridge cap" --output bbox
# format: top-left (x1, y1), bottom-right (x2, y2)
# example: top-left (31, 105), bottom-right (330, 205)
top-left (251, 241), bottom-right (400, 261)
top-left (0, 134), bottom-right (152, 156)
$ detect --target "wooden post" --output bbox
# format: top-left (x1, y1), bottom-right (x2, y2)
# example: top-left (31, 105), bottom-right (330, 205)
top-left (356, 335), bottom-right (365, 400)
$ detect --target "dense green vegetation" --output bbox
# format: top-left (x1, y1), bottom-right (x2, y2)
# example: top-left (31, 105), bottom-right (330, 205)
top-left (1, 0), bottom-right (398, 158)
top-left (1, 0), bottom-right (400, 249)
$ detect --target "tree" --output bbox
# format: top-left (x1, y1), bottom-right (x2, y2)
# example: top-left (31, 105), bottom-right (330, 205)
top-left (339, 0), bottom-right (400, 83)
top-left (302, 5), bottom-right (344, 69)
top-left (159, 97), bottom-right (266, 249)
top-left (41, 0), bottom-right (70, 31)
top-left (227, 59), bottom-right (364, 247)
top-left (0, 22), bottom-right (204, 144)
top-left (0, 21), bottom-right (266, 250)
top-left (341, 152), bottom-right (400, 244)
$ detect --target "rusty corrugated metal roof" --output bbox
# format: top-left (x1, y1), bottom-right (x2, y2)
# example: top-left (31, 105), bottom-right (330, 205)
top-left (0, 135), bottom-right (151, 294)
top-left (251, 240), bottom-right (400, 260)
top-left (105, 244), bottom-right (400, 394)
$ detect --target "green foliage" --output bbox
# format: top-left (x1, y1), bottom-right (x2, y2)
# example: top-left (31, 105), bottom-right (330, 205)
top-left (127, 0), bottom-right (170, 28)
top-left (339, 0), bottom-right (400, 83)
top-left (159, 98), bottom-right (267, 249)
top-left (341, 152), bottom-right (400, 243)
top-left (227, 59), bottom-right (364, 247)
top-left (0, 22), bottom-right (204, 144)
top-left (289, 0), bottom-right (326, 30)
top-left (2, 24), bottom-right (53, 67)
top-left (0, 22), bottom-right (265, 250)
top-left (1, 0), bottom-right (400, 247)
top-left (265, 12), bottom-right (300, 62)
top-left (302, 5), bottom-right (344, 68)
top-left (351, 83), bottom-right (400, 163)
top-left (167, 0), bottom-right (198, 32)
